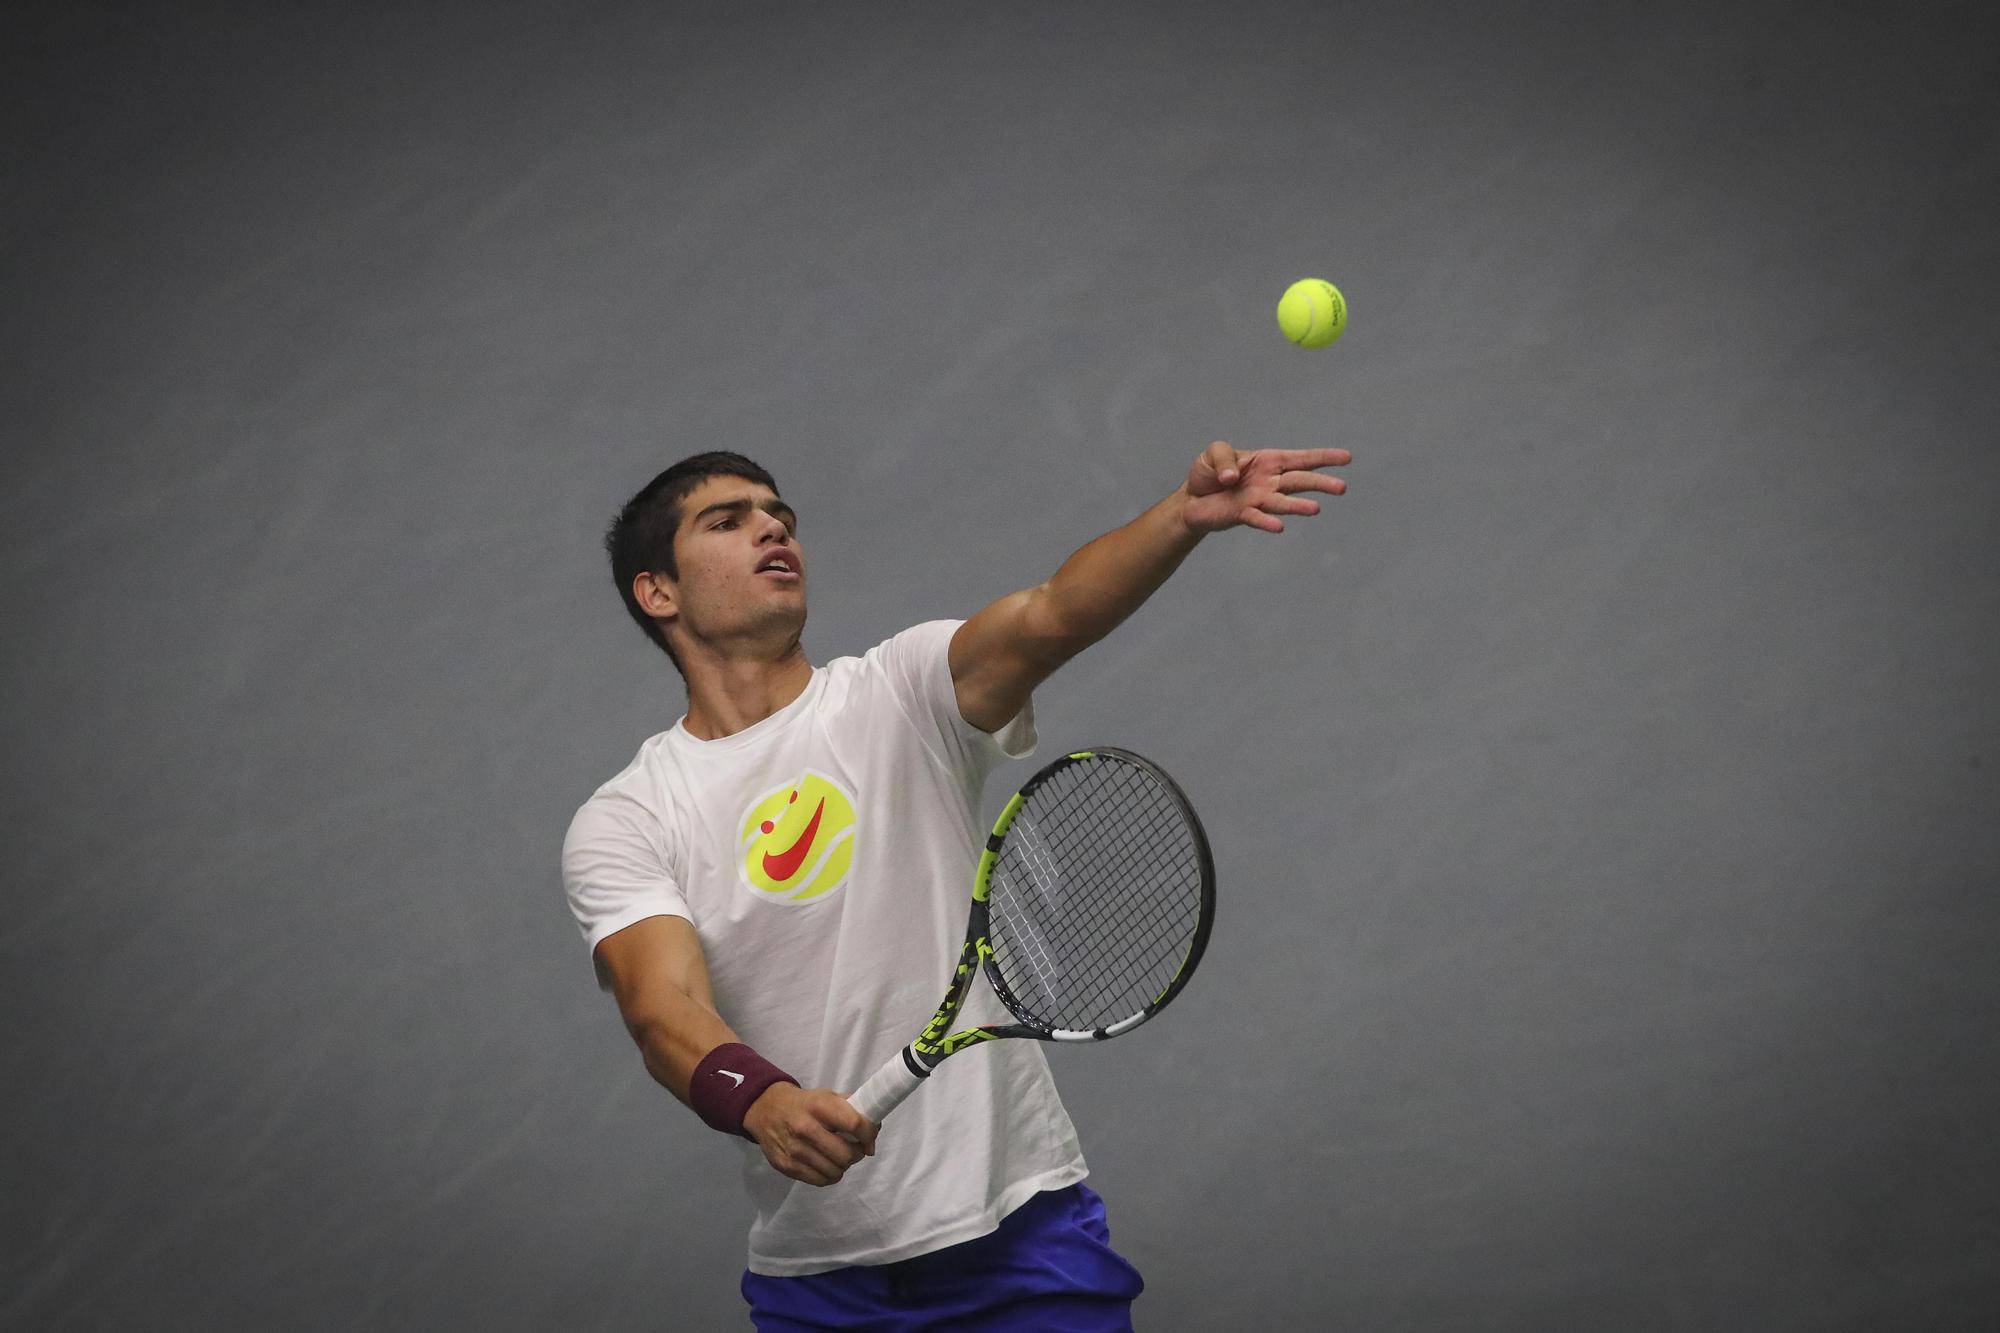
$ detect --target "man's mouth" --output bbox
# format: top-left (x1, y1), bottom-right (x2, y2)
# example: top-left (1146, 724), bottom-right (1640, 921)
top-left (756, 552), bottom-right (801, 580)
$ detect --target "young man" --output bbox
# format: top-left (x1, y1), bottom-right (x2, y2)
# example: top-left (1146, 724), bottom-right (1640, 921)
top-left (563, 442), bottom-right (1347, 1329)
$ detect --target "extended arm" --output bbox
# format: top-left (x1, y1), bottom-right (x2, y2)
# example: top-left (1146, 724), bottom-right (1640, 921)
top-left (951, 441), bottom-right (1350, 730)
top-left (595, 916), bottom-right (877, 1184)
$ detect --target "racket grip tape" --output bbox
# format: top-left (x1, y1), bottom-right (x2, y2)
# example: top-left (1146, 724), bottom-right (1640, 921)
top-left (849, 1048), bottom-right (927, 1124)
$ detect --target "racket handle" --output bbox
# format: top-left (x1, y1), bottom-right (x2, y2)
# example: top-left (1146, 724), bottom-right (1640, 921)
top-left (849, 1049), bottom-right (926, 1124)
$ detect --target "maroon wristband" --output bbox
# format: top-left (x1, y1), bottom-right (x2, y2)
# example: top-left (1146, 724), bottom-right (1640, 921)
top-left (688, 1043), bottom-right (798, 1140)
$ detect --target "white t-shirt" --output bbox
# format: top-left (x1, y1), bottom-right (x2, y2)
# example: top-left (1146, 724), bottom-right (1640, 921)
top-left (562, 619), bottom-right (1088, 1276)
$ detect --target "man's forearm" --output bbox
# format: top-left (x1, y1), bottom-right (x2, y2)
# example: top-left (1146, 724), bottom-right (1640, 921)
top-left (951, 442), bottom-right (1342, 731)
top-left (1031, 486), bottom-right (1203, 657)
top-left (627, 985), bottom-right (742, 1105)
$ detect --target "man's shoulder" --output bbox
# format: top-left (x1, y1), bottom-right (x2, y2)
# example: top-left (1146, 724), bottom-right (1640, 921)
top-left (839, 619), bottom-right (962, 679)
top-left (571, 730), bottom-right (682, 821)
top-left (817, 621), bottom-right (962, 715)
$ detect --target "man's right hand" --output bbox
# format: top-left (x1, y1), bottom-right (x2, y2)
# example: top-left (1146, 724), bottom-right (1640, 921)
top-left (742, 1084), bottom-right (878, 1187)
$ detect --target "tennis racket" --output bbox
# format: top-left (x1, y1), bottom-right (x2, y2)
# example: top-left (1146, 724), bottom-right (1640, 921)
top-left (849, 746), bottom-right (1215, 1124)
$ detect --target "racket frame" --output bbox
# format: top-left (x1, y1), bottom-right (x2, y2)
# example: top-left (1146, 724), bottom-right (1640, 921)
top-left (852, 747), bottom-right (1215, 1122)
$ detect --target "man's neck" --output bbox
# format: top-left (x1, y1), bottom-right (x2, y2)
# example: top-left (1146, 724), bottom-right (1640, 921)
top-left (679, 646), bottom-right (815, 741)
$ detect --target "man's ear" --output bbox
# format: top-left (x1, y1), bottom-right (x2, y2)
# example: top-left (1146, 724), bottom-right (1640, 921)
top-left (633, 571), bottom-right (679, 627)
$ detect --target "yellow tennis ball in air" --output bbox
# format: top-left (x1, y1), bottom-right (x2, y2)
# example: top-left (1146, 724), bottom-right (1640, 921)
top-left (1276, 278), bottom-right (1347, 348)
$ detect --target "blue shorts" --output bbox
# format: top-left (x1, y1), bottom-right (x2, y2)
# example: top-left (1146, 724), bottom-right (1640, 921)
top-left (741, 1183), bottom-right (1143, 1331)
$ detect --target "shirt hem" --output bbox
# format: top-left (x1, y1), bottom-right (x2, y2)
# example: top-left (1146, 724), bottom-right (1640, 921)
top-left (742, 1158), bottom-right (1090, 1277)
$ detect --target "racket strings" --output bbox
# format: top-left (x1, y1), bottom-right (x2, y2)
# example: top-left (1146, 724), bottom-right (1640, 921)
top-left (987, 758), bottom-right (1206, 1032)
top-left (1049, 796), bottom-right (1201, 1014)
top-left (1007, 786), bottom-right (1199, 1028)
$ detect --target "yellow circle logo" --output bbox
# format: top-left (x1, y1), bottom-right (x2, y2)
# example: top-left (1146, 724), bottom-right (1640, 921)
top-left (738, 770), bottom-right (857, 903)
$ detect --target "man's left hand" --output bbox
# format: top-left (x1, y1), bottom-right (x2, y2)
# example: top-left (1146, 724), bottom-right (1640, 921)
top-left (1180, 441), bottom-right (1350, 535)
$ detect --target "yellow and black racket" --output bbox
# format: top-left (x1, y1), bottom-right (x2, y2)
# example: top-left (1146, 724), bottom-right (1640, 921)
top-left (850, 747), bottom-right (1216, 1123)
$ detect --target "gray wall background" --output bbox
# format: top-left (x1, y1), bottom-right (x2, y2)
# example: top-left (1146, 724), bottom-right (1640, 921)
top-left (6, 2), bottom-right (1997, 1329)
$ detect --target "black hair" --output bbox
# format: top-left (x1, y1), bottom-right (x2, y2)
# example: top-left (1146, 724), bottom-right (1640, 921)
top-left (604, 451), bottom-right (781, 670)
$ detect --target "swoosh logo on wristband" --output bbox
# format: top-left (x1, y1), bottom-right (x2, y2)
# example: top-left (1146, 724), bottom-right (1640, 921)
top-left (716, 1069), bottom-right (745, 1087)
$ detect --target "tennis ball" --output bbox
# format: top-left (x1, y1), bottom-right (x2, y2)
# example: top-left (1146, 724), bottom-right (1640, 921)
top-left (1276, 278), bottom-right (1347, 348)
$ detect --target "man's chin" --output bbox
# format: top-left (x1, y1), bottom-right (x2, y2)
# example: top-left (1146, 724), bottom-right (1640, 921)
top-left (749, 603), bottom-right (808, 638)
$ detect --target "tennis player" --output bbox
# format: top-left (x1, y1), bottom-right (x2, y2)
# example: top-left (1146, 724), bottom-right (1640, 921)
top-left (563, 443), bottom-right (1345, 1329)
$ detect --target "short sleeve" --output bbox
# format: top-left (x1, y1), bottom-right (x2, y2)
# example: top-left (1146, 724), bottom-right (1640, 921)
top-left (561, 793), bottom-right (691, 989)
top-left (873, 619), bottom-right (1038, 778)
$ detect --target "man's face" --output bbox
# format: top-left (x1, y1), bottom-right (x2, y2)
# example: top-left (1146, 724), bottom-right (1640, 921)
top-left (661, 475), bottom-right (806, 651)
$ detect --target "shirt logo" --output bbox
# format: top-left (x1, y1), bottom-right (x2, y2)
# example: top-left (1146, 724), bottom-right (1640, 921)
top-left (738, 770), bottom-right (858, 904)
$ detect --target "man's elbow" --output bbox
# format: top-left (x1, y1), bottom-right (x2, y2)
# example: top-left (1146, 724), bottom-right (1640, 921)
top-left (622, 1011), bottom-right (668, 1053)
top-left (1016, 582), bottom-right (1096, 669)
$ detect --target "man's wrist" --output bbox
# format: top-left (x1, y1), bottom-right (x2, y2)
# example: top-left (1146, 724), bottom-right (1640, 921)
top-left (1162, 484), bottom-right (1205, 545)
top-left (740, 1082), bottom-right (792, 1138)
top-left (688, 1043), bottom-right (798, 1141)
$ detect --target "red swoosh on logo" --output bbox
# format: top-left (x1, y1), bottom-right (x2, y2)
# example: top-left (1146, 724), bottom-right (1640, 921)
top-left (761, 797), bottom-right (826, 882)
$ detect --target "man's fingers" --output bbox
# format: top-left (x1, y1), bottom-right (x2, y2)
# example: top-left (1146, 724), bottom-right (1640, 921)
top-left (831, 1104), bottom-right (880, 1157)
top-left (818, 1097), bottom-right (878, 1158)
top-left (1276, 471), bottom-right (1346, 496)
top-left (1263, 447), bottom-right (1349, 469)
top-left (798, 1100), bottom-right (867, 1169)
top-left (803, 1122), bottom-right (866, 1171)
top-left (1242, 506), bottom-right (1285, 533)
top-left (1200, 440), bottom-right (1242, 486)
top-left (765, 1134), bottom-right (834, 1186)
top-left (1261, 495), bottom-right (1321, 518)
top-left (784, 1138), bottom-right (844, 1186)
top-left (833, 1126), bottom-right (876, 1159)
